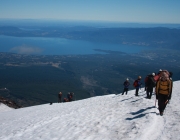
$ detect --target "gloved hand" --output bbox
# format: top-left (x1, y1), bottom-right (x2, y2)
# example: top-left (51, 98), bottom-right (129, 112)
top-left (168, 95), bottom-right (171, 100)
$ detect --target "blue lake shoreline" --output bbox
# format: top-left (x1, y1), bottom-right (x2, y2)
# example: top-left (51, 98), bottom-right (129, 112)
top-left (0, 35), bottom-right (152, 55)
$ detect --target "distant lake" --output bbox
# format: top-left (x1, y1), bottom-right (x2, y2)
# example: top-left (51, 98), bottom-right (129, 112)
top-left (0, 35), bottom-right (151, 55)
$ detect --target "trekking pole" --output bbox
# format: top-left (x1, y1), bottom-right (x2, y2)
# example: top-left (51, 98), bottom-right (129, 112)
top-left (165, 100), bottom-right (168, 104)
top-left (163, 100), bottom-right (169, 114)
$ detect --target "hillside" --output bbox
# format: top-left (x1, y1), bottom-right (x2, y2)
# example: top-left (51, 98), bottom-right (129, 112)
top-left (0, 81), bottom-right (180, 140)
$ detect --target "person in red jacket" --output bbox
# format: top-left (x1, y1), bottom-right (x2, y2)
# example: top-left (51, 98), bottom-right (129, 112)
top-left (134, 76), bottom-right (142, 96)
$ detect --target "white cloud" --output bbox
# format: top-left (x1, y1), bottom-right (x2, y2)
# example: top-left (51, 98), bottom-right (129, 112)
top-left (10, 45), bottom-right (43, 54)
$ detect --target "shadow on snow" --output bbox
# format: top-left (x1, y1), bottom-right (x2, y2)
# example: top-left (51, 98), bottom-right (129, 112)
top-left (126, 106), bottom-right (155, 120)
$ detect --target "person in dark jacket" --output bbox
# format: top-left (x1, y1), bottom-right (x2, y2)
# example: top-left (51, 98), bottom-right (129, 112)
top-left (134, 76), bottom-right (142, 96)
top-left (122, 78), bottom-right (130, 95)
top-left (146, 73), bottom-right (156, 99)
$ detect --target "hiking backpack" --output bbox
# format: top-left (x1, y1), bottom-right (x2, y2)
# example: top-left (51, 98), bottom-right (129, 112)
top-left (160, 70), bottom-right (170, 80)
top-left (133, 80), bottom-right (138, 87)
top-left (144, 76), bottom-right (149, 83)
top-left (156, 79), bottom-right (172, 95)
top-left (154, 70), bottom-right (170, 82)
top-left (154, 75), bottom-right (160, 82)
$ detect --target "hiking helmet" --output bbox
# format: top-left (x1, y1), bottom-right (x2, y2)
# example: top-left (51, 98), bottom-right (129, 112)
top-left (152, 73), bottom-right (155, 76)
top-left (138, 76), bottom-right (141, 79)
top-left (126, 78), bottom-right (129, 81)
top-left (159, 69), bottom-right (162, 72)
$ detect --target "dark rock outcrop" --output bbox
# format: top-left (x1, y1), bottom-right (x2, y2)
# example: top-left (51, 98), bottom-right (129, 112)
top-left (0, 96), bottom-right (21, 109)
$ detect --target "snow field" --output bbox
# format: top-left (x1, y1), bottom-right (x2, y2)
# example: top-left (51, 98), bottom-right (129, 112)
top-left (0, 81), bottom-right (180, 140)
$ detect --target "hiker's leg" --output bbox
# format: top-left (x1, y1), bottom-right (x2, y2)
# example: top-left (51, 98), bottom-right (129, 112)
top-left (135, 88), bottom-right (139, 96)
top-left (158, 94), bottom-right (166, 113)
top-left (126, 89), bottom-right (128, 95)
top-left (149, 88), bottom-right (153, 99)
top-left (135, 88), bottom-right (137, 96)
top-left (158, 98), bottom-right (163, 113)
top-left (125, 88), bottom-right (128, 95)
top-left (122, 88), bottom-right (125, 95)
top-left (149, 91), bottom-right (152, 99)
top-left (146, 87), bottom-right (150, 98)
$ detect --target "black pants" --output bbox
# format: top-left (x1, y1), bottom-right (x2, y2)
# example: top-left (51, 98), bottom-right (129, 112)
top-left (158, 94), bottom-right (168, 113)
top-left (147, 87), bottom-right (153, 99)
top-left (135, 88), bottom-right (139, 96)
top-left (122, 88), bottom-right (128, 95)
top-left (144, 84), bottom-right (147, 91)
top-left (58, 97), bottom-right (62, 103)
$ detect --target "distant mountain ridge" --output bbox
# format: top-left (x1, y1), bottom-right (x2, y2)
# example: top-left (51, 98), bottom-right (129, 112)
top-left (0, 26), bottom-right (20, 31)
top-left (0, 26), bottom-right (180, 50)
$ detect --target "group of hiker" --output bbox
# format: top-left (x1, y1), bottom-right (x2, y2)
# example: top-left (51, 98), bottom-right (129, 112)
top-left (122, 69), bottom-right (173, 116)
top-left (58, 92), bottom-right (74, 103)
top-left (57, 69), bottom-right (173, 116)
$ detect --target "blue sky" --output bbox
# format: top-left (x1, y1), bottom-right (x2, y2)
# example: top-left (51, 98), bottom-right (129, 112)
top-left (0, 0), bottom-right (180, 24)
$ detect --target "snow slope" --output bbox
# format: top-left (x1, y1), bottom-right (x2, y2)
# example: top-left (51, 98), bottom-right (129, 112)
top-left (0, 103), bottom-right (14, 112)
top-left (0, 81), bottom-right (180, 140)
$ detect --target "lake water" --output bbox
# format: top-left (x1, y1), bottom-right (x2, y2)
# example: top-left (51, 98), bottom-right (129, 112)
top-left (0, 35), bottom-right (151, 55)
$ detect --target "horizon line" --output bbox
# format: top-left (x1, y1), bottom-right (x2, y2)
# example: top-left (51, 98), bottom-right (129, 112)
top-left (0, 18), bottom-right (180, 25)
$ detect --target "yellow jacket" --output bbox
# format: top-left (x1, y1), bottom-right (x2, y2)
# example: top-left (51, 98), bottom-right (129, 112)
top-left (156, 79), bottom-right (172, 95)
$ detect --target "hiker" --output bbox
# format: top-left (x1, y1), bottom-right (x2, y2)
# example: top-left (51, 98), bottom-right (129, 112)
top-left (122, 78), bottom-right (130, 95)
top-left (58, 92), bottom-right (62, 103)
top-left (146, 73), bottom-right (156, 99)
top-left (134, 76), bottom-right (142, 96)
top-left (156, 70), bottom-right (173, 116)
top-left (67, 92), bottom-right (74, 102)
top-left (144, 75), bottom-right (149, 91)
